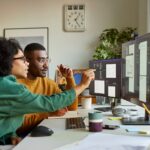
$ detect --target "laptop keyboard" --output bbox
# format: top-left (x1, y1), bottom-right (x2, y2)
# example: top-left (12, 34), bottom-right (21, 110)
top-left (66, 117), bottom-right (85, 129)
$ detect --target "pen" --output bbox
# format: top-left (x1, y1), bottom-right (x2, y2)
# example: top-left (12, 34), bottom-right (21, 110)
top-left (126, 128), bottom-right (150, 135)
top-left (138, 131), bottom-right (150, 135)
top-left (142, 103), bottom-right (150, 115)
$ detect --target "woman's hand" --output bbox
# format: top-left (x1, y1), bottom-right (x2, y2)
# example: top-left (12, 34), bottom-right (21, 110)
top-left (49, 108), bottom-right (68, 117)
top-left (74, 69), bottom-right (95, 96)
top-left (11, 136), bottom-right (22, 145)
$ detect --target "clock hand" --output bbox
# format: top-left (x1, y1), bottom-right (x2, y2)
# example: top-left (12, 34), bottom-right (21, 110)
top-left (75, 19), bottom-right (80, 27)
top-left (75, 14), bottom-right (80, 21)
top-left (74, 16), bottom-right (80, 27)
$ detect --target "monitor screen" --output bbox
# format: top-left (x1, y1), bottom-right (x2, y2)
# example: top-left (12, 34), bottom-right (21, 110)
top-left (89, 59), bottom-right (122, 98)
top-left (121, 33), bottom-right (150, 125)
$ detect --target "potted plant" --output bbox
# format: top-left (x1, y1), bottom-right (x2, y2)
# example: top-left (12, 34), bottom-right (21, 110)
top-left (93, 27), bottom-right (137, 60)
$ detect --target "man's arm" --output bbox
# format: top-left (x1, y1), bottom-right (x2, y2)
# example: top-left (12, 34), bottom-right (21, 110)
top-left (57, 64), bottom-right (77, 110)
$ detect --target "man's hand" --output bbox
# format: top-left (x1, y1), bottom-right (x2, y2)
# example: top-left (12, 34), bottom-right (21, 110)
top-left (57, 64), bottom-right (73, 78)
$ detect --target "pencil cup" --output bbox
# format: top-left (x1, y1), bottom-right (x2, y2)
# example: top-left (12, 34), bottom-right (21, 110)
top-left (88, 112), bottom-right (103, 132)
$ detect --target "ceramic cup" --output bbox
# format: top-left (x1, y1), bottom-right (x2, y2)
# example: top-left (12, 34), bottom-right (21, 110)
top-left (88, 112), bottom-right (103, 132)
top-left (81, 97), bottom-right (92, 109)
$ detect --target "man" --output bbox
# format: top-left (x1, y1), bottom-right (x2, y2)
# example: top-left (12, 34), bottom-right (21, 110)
top-left (18, 43), bottom-right (78, 113)
top-left (0, 38), bottom-right (95, 144)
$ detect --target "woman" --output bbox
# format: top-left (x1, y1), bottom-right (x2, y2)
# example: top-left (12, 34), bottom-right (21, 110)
top-left (0, 38), bottom-right (95, 145)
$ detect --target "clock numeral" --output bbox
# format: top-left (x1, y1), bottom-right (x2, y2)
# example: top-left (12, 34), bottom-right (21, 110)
top-left (74, 5), bottom-right (78, 10)
top-left (79, 5), bottom-right (84, 10)
top-left (68, 5), bottom-right (72, 10)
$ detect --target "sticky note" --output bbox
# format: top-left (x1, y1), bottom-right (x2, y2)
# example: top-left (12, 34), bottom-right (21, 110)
top-left (108, 117), bottom-right (122, 120)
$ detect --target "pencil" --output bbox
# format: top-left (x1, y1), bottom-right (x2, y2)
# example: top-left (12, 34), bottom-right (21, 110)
top-left (142, 103), bottom-right (150, 115)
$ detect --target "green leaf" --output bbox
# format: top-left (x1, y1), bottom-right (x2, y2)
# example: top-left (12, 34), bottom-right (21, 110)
top-left (93, 27), bottom-right (137, 60)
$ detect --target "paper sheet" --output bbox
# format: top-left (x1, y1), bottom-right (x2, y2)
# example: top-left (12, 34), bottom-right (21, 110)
top-left (139, 41), bottom-right (147, 76)
top-left (108, 86), bottom-right (116, 97)
top-left (125, 55), bottom-right (134, 78)
top-left (56, 133), bottom-right (150, 150)
top-left (129, 77), bottom-right (134, 93)
top-left (129, 44), bottom-right (135, 54)
top-left (139, 76), bottom-right (146, 102)
top-left (94, 80), bottom-right (105, 94)
top-left (106, 64), bottom-right (116, 78)
top-left (127, 44), bottom-right (135, 92)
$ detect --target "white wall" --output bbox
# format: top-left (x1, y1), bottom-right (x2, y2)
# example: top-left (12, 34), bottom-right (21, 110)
top-left (138, 0), bottom-right (147, 34)
top-left (147, 0), bottom-right (150, 32)
top-left (0, 0), bottom-right (139, 78)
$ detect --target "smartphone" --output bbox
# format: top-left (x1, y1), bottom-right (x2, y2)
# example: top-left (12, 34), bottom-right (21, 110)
top-left (103, 125), bottom-right (119, 130)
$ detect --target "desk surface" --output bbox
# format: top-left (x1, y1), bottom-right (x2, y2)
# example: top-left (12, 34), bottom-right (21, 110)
top-left (13, 100), bottom-right (150, 150)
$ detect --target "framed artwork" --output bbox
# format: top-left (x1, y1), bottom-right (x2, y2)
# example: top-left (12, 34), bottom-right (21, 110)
top-left (3, 27), bottom-right (49, 51)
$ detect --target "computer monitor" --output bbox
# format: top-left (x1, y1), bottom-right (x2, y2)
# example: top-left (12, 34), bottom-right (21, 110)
top-left (89, 59), bottom-right (122, 109)
top-left (122, 33), bottom-right (150, 125)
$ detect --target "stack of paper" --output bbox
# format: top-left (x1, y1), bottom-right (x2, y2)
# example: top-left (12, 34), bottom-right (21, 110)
top-left (55, 133), bottom-right (150, 150)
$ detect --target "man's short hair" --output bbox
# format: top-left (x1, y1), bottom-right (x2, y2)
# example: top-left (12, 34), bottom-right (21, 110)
top-left (0, 37), bottom-right (22, 76)
top-left (24, 43), bottom-right (46, 54)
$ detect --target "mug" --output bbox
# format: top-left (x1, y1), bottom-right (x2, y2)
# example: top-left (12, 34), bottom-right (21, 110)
top-left (81, 97), bottom-right (92, 109)
top-left (88, 112), bottom-right (103, 132)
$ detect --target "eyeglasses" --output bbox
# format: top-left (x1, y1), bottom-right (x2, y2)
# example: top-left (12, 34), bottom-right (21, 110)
top-left (37, 57), bottom-right (51, 64)
top-left (13, 56), bottom-right (27, 63)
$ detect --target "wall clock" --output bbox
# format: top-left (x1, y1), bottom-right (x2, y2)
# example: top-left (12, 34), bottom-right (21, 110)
top-left (64, 5), bottom-right (85, 32)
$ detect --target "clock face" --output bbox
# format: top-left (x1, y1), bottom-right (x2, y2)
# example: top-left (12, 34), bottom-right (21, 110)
top-left (64, 5), bottom-right (85, 32)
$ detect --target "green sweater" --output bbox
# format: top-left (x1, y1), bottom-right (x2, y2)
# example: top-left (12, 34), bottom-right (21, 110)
top-left (0, 75), bottom-right (75, 140)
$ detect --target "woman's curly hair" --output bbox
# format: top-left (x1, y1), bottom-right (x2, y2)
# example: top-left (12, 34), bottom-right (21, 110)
top-left (0, 37), bottom-right (22, 76)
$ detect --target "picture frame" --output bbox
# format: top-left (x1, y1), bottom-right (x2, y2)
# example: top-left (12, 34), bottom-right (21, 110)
top-left (3, 27), bottom-right (49, 51)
